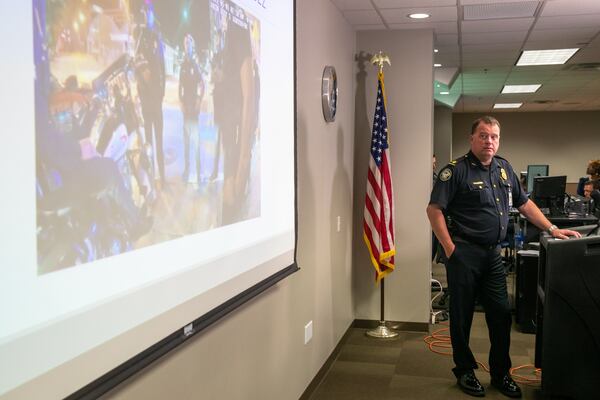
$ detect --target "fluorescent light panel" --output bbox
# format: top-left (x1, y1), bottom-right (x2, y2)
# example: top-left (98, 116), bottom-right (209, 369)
top-left (501, 84), bottom-right (541, 93)
top-left (516, 48), bottom-right (579, 66)
top-left (494, 103), bottom-right (522, 109)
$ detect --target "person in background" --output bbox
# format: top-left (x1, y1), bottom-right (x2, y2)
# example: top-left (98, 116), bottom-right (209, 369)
top-left (179, 33), bottom-right (204, 185)
top-left (577, 159), bottom-right (600, 196)
top-left (427, 116), bottom-right (581, 398)
top-left (583, 180), bottom-right (595, 199)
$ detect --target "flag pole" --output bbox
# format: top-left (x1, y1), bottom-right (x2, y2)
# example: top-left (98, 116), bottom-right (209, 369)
top-left (366, 51), bottom-right (398, 339)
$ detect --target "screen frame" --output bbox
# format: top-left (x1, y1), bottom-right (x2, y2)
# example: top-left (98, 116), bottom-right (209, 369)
top-left (526, 164), bottom-right (549, 193)
top-left (46, 1), bottom-right (300, 398)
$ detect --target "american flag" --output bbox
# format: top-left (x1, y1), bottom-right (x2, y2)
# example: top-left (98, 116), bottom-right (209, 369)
top-left (363, 71), bottom-right (395, 282)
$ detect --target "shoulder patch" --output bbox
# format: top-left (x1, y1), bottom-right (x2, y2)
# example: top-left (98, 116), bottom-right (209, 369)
top-left (439, 167), bottom-right (452, 181)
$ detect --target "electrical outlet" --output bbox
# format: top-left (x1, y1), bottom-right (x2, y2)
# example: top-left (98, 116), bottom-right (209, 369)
top-left (304, 321), bottom-right (313, 344)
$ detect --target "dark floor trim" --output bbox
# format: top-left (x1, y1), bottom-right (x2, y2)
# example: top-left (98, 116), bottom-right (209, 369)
top-left (299, 319), bottom-right (429, 399)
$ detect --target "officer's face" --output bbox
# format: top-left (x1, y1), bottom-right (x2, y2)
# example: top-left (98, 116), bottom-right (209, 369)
top-left (584, 185), bottom-right (593, 198)
top-left (470, 122), bottom-right (500, 164)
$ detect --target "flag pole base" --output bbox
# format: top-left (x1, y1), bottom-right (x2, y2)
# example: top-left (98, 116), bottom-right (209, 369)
top-left (365, 321), bottom-right (399, 339)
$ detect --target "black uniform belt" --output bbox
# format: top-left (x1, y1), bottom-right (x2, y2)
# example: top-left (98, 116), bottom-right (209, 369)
top-left (453, 236), bottom-right (500, 251)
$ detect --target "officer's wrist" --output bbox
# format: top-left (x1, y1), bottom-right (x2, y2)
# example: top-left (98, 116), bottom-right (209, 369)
top-left (547, 224), bottom-right (558, 235)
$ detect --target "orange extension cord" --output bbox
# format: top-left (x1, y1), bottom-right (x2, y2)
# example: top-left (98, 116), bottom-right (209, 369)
top-left (423, 323), bottom-right (541, 386)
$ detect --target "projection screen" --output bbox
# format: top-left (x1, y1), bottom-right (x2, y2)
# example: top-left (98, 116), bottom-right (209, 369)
top-left (0, 0), bottom-right (296, 398)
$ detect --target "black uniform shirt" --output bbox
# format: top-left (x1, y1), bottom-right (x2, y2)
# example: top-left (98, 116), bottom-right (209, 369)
top-left (429, 151), bottom-right (528, 245)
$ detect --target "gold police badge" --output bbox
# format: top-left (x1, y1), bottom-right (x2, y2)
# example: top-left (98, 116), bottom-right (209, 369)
top-left (500, 168), bottom-right (507, 181)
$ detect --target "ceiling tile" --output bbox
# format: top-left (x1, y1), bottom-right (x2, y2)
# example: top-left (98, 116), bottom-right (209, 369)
top-left (461, 17), bottom-right (534, 33)
top-left (435, 33), bottom-right (459, 46)
top-left (342, 10), bottom-right (383, 25)
top-left (388, 21), bottom-right (457, 34)
top-left (462, 43), bottom-right (523, 53)
top-left (569, 48), bottom-right (600, 64)
top-left (331, 0), bottom-right (374, 11)
top-left (528, 27), bottom-right (598, 42)
top-left (535, 14), bottom-right (600, 29)
top-left (354, 24), bottom-right (388, 30)
top-left (462, 50), bottom-right (519, 61)
top-left (461, 0), bottom-right (538, 4)
top-left (382, 6), bottom-right (457, 23)
top-left (462, 31), bottom-right (528, 45)
top-left (462, 58), bottom-right (517, 67)
top-left (523, 40), bottom-right (585, 50)
top-left (373, 0), bottom-right (456, 7)
top-left (542, 0), bottom-right (600, 16)
top-left (435, 44), bottom-right (460, 54)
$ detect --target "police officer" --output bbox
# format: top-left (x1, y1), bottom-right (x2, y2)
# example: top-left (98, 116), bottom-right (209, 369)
top-left (426, 116), bottom-right (581, 398)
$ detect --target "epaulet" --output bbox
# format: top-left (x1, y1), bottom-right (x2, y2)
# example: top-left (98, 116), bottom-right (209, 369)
top-left (448, 155), bottom-right (468, 167)
top-left (493, 154), bottom-right (508, 162)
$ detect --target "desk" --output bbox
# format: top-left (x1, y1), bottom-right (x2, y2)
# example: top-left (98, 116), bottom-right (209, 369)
top-left (521, 214), bottom-right (598, 245)
top-left (535, 228), bottom-right (600, 398)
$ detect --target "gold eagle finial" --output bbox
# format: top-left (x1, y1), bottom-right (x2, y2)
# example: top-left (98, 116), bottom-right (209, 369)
top-left (370, 51), bottom-right (391, 73)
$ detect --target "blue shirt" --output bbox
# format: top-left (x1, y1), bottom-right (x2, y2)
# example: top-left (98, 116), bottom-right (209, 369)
top-left (430, 151), bottom-right (528, 245)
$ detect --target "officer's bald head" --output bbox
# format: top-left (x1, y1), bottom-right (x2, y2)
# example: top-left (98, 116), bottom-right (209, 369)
top-left (470, 116), bottom-right (500, 135)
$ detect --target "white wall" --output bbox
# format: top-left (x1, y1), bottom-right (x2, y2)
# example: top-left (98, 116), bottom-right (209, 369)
top-left (453, 111), bottom-right (600, 182)
top-left (434, 105), bottom-right (453, 173)
top-left (100, 2), bottom-right (356, 399)
top-left (353, 30), bottom-right (434, 324)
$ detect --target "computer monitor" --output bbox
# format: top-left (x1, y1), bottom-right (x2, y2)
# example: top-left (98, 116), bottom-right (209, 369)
top-left (531, 175), bottom-right (567, 215)
top-left (527, 164), bottom-right (549, 192)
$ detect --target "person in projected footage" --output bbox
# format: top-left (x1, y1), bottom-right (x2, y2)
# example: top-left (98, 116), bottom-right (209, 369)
top-left (134, 3), bottom-right (166, 184)
top-left (179, 33), bottom-right (205, 185)
top-left (216, 13), bottom-right (259, 225)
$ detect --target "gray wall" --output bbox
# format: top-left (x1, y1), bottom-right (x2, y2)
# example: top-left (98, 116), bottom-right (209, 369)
top-left (453, 112), bottom-right (600, 182)
top-left (353, 30), bottom-right (434, 323)
top-left (434, 105), bottom-right (453, 173)
top-left (102, 1), bottom-right (357, 399)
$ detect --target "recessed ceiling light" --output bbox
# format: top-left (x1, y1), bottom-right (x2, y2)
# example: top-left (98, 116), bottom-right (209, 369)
top-left (434, 63), bottom-right (442, 67)
top-left (516, 48), bottom-right (579, 66)
top-left (434, 49), bottom-right (439, 53)
top-left (494, 103), bottom-right (522, 109)
top-left (440, 91), bottom-right (450, 95)
top-left (408, 13), bottom-right (430, 19)
top-left (502, 84), bottom-right (541, 94)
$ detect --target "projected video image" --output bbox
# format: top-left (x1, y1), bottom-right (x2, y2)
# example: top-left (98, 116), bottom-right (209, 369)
top-left (35, 0), bottom-right (261, 274)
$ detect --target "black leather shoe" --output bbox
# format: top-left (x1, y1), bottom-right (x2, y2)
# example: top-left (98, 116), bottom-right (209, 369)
top-left (457, 372), bottom-right (485, 397)
top-left (491, 374), bottom-right (522, 398)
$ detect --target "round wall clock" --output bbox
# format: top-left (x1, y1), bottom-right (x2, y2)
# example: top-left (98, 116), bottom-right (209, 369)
top-left (321, 66), bottom-right (338, 122)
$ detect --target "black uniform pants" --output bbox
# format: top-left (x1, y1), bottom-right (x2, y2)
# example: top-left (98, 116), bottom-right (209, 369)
top-left (445, 241), bottom-right (512, 379)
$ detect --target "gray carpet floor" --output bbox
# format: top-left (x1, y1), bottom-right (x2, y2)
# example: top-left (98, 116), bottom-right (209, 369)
top-left (308, 262), bottom-right (541, 400)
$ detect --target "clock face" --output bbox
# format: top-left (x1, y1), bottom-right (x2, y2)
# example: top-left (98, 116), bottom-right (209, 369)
top-left (321, 66), bottom-right (338, 122)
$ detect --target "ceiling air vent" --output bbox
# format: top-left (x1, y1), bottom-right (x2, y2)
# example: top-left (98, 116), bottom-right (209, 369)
top-left (562, 63), bottom-right (600, 71)
top-left (463, 1), bottom-right (540, 20)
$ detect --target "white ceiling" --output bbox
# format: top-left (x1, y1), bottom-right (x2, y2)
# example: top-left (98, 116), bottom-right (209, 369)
top-left (331, 0), bottom-right (600, 112)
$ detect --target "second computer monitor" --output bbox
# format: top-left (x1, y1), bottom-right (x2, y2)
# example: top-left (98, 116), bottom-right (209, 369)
top-left (531, 175), bottom-right (567, 215)
top-left (527, 164), bottom-right (549, 192)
